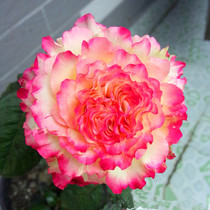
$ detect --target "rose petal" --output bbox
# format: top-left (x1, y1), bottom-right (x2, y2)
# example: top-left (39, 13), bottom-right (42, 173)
top-left (141, 129), bottom-right (169, 170)
top-left (77, 59), bottom-right (106, 77)
top-left (50, 51), bottom-right (78, 95)
top-left (103, 26), bottom-right (132, 50)
top-left (82, 37), bottom-right (115, 63)
top-left (106, 159), bottom-right (155, 193)
top-left (99, 153), bottom-right (132, 170)
top-left (74, 13), bottom-right (106, 34)
top-left (42, 36), bottom-right (64, 56)
top-left (62, 27), bottom-right (93, 55)
top-left (56, 79), bottom-right (79, 128)
top-left (114, 49), bottom-right (141, 69)
top-left (132, 38), bottom-right (151, 58)
top-left (47, 158), bottom-right (72, 189)
top-left (161, 83), bottom-right (184, 106)
top-left (31, 74), bottom-right (67, 135)
top-left (145, 57), bottom-right (170, 82)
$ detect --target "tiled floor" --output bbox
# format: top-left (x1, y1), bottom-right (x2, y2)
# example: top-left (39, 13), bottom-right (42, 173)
top-left (132, 0), bottom-right (210, 209)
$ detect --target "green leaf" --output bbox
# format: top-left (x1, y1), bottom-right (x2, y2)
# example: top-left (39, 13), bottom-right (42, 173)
top-left (28, 204), bottom-right (51, 210)
top-left (0, 74), bottom-right (23, 100)
top-left (45, 190), bottom-right (59, 207)
top-left (17, 73), bottom-right (23, 80)
top-left (102, 201), bottom-right (122, 210)
top-left (0, 91), bottom-right (41, 177)
top-left (0, 80), bottom-right (20, 100)
top-left (104, 187), bottom-right (134, 209)
top-left (60, 184), bottom-right (108, 210)
top-left (120, 187), bottom-right (134, 208)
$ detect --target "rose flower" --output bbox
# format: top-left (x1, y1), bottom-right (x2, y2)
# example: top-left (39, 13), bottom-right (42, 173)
top-left (17, 14), bottom-right (187, 194)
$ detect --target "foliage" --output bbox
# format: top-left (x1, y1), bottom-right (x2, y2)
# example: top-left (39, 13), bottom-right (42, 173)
top-left (0, 77), bottom-right (41, 177)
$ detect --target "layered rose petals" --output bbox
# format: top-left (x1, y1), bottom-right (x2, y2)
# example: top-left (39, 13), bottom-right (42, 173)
top-left (18, 13), bottom-right (187, 194)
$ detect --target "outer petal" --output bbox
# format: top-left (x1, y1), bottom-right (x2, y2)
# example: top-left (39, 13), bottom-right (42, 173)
top-left (132, 38), bottom-right (151, 60)
top-left (142, 103), bottom-right (165, 132)
top-left (102, 26), bottom-right (132, 50)
top-left (62, 27), bottom-right (93, 55)
top-left (77, 59), bottom-right (106, 77)
top-left (161, 83), bottom-right (184, 106)
top-left (50, 51), bottom-right (78, 95)
top-left (51, 104), bottom-right (67, 127)
top-left (18, 67), bottom-right (36, 87)
top-left (114, 49), bottom-right (142, 69)
top-left (144, 35), bottom-right (161, 55)
top-left (144, 57), bottom-right (170, 82)
top-left (81, 173), bottom-right (106, 185)
top-left (24, 112), bottom-right (62, 159)
top-left (34, 132), bottom-right (61, 159)
top-left (123, 64), bottom-right (148, 82)
top-left (56, 79), bottom-right (79, 129)
top-left (47, 158), bottom-right (72, 189)
top-left (70, 176), bottom-right (97, 186)
top-left (99, 153), bottom-right (133, 170)
top-left (48, 156), bottom-right (105, 189)
top-left (31, 73), bottom-right (67, 135)
top-left (132, 35), bottom-right (160, 55)
top-left (102, 132), bottom-right (152, 158)
top-left (59, 136), bottom-right (98, 165)
top-left (141, 128), bottom-right (169, 170)
top-left (74, 13), bottom-right (106, 34)
top-left (52, 173), bottom-right (72, 189)
top-left (23, 112), bottom-right (39, 148)
top-left (106, 159), bottom-right (155, 194)
top-left (73, 148), bottom-right (98, 165)
top-left (167, 122), bottom-right (183, 145)
top-left (42, 36), bottom-right (64, 56)
top-left (33, 53), bottom-right (51, 74)
top-left (165, 56), bottom-right (186, 90)
top-left (57, 153), bottom-right (103, 180)
top-left (127, 133), bottom-right (153, 158)
top-left (57, 154), bottom-right (85, 178)
top-left (81, 37), bottom-right (115, 64)
top-left (67, 128), bottom-right (89, 152)
top-left (17, 84), bottom-right (34, 112)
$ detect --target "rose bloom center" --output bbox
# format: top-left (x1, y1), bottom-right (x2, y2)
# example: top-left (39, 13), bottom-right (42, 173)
top-left (76, 70), bottom-right (153, 147)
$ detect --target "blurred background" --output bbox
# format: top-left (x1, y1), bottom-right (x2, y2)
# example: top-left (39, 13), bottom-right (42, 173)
top-left (0, 0), bottom-right (210, 209)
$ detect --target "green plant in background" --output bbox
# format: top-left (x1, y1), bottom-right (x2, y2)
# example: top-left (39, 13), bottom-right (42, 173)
top-left (0, 75), bottom-right (41, 177)
top-left (28, 183), bottom-right (133, 210)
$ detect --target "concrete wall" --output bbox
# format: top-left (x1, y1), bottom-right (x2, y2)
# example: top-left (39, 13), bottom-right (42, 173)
top-left (0, 0), bottom-right (156, 94)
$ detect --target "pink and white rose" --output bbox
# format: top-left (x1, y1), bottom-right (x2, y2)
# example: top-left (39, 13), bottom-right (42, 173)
top-left (17, 14), bottom-right (187, 194)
